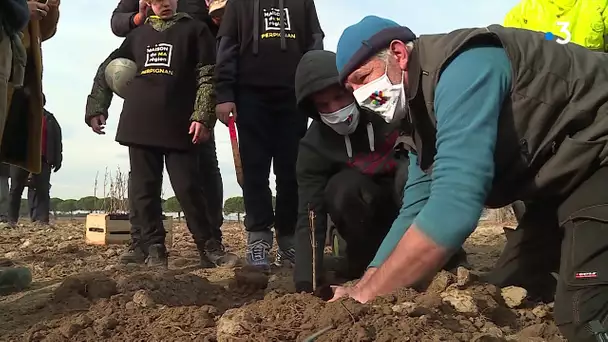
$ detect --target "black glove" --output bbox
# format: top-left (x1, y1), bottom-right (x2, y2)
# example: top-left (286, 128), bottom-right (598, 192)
top-left (53, 163), bottom-right (61, 172)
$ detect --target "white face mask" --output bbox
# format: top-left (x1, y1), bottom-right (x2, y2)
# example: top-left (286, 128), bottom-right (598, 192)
top-left (353, 66), bottom-right (407, 124)
top-left (319, 102), bottom-right (360, 135)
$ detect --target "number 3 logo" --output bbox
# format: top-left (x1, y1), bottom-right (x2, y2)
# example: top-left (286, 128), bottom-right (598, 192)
top-left (556, 21), bottom-right (572, 44)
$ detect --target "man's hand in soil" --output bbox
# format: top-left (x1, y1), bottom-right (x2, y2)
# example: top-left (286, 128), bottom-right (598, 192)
top-left (216, 102), bottom-right (237, 125)
top-left (328, 268), bottom-right (377, 303)
top-left (339, 225), bottom-right (449, 302)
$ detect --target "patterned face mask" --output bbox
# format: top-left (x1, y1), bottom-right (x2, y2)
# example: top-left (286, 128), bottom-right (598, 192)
top-left (353, 64), bottom-right (408, 124)
top-left (319, 102), bottom-right (360, 135)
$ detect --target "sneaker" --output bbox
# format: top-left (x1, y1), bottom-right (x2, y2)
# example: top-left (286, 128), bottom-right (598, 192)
top-left (246, 231), bottom-right (273, 271)
top-left (204, 239), bottom-right (239, 267)
top-left (274, 234), bottom-right (295, 267)
top-left (33, 221), bottom-right (51, 229)
top-left (195, 244), bottom-right (216, 269)
top-left (119, 246), bottom-right (146, 264)
top-left (145, 244), bottom-right (168, 268)
top-left (274, 248), bottom-right (295, 267)
top-left (1, 221), bottom-right (16, 229)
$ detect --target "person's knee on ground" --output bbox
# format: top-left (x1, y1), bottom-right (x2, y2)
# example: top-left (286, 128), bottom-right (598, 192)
top-left (553, 168), bottom-right (608, 341)
top-left (485, 203), bottom-right (561, 302)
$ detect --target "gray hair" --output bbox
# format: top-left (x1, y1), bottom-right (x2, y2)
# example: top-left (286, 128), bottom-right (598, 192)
top-left (375, 42), bottom-right (414, 61)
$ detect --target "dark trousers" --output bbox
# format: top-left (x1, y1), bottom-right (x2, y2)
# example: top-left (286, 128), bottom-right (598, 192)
top-left (198, 133), bottom-right (223, 240)
top-left (128, 145), bottom-right (212, 250)
top-left (128, 135), bottom-right (224, 247)
top-left (236, 89), bottom-right (308, 237)
top-left (8, 162), bottom-right (51, 223)
top-left (325, 169), bottom-right (400, 278)
top-left (487, 167), bottom-right (608, 341)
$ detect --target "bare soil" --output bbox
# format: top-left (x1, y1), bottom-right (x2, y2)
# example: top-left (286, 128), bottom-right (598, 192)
top-left (0, 220), bottom-right (564, 341)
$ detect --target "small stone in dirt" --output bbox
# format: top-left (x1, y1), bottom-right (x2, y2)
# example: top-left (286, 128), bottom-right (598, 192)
top-left (133, 289), bottom-right (155, 308)
top-left (482, 322), bottom-right (504, 337)
top-left (104, 249), bottom-right (117, 257)
top-left (20, 240), bottom-right (31, 249)
top-left (440, 288), bottom-right (478, 314)
top-left (57, 241), bottom-right (78, 253)
top-left (457, 267), bottom-right (473, 287)
top-left (471, 334), bottom-right (507, 341)
top-left (4, 251), bottom-right (18, 259)
top-left (217, 308), bottom-right (251, 342)
top-left (74, 315), bottom-right (93, 327)
top-left (501, 286), bottom-right (527, 308)
top-left (200, 304), bottom-right (219, 317)
top-left (59, 322), bottom-right (83, 338)
top-left (125, 301), bottom-right (136, 310)
top-left (391, 301), bottom-right (425, 316)
top-left (94, 317), bottom-right (118, 336)
top-left (32, 247), bottom-right (47, 254)
top-left (517, 323), bottom-right (561, 339)
top-left (427, 270), bottom-right (455, 293)
top-left (532, 305), bottom-right (549, 318)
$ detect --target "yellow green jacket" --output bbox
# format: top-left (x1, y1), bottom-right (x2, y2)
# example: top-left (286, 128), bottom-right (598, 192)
top-left (504, 0), bottom-right (608, 51)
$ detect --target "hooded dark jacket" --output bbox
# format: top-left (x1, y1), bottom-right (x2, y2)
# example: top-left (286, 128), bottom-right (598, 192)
top-left (214, 0), bottom-right (324, 103)
top-left (0, 0), bottom-right (30, 35)
top-left (293, 50), bottom-right (407, 288)
top-left (403, 25), bottom-right (608, 206)
top-left (43, 109), bottom-right (62, 168)
top-left (110, 0), bottom-right (219, 37)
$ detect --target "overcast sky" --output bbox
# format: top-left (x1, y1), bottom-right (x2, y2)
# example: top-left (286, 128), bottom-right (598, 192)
top-left (41, 0), bottom-right (519, 200)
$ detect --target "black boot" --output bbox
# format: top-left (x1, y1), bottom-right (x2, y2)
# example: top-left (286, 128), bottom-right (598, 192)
top-left (196, 243), bottom-right (216, 269)
top-left (145, 244), bottom-right (168, 268)
top-left (204, 239), bottom-right (239, 267)
top-left (119, 245), bottom-right (146, 264)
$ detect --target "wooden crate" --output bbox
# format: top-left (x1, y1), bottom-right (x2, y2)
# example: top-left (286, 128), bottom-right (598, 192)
top-left (85, 213), bottom-right (173, 246)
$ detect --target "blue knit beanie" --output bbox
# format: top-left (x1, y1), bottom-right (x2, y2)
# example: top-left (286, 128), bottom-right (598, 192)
top-left (336, 16), bottom-right (416, 83)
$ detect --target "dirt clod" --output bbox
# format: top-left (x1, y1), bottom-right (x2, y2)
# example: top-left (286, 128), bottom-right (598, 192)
top-left (457, 266), bottom-right (474, 287)
top-left (440, 288), bottom-right (479, 314)
top-left (132, 289), bottom-right (155, 308)
top-left (501, 286), bottom-right (527, 308)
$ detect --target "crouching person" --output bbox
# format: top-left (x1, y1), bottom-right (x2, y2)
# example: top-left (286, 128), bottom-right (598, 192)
top-left (86, 0), bottom-right (218, 268)
top-left (293, 50), bottom-right (468, 295)
top-left (293, 50), bottom-right (408, 294)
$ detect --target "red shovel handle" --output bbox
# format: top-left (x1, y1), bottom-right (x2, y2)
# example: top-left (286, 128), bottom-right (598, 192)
top-left (228, 116), bottom-right (244, 188)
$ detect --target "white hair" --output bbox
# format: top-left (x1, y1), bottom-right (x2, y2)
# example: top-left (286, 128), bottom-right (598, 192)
top-left (374, 42), bottom-right (414, 61)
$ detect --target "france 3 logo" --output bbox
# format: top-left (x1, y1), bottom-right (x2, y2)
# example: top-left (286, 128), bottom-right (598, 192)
top-left (544, 22), bottom-right (572, 45)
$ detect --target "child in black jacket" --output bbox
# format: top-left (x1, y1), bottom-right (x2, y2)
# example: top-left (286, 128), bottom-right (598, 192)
top-left (90, 0), bottom-right (218, 268)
